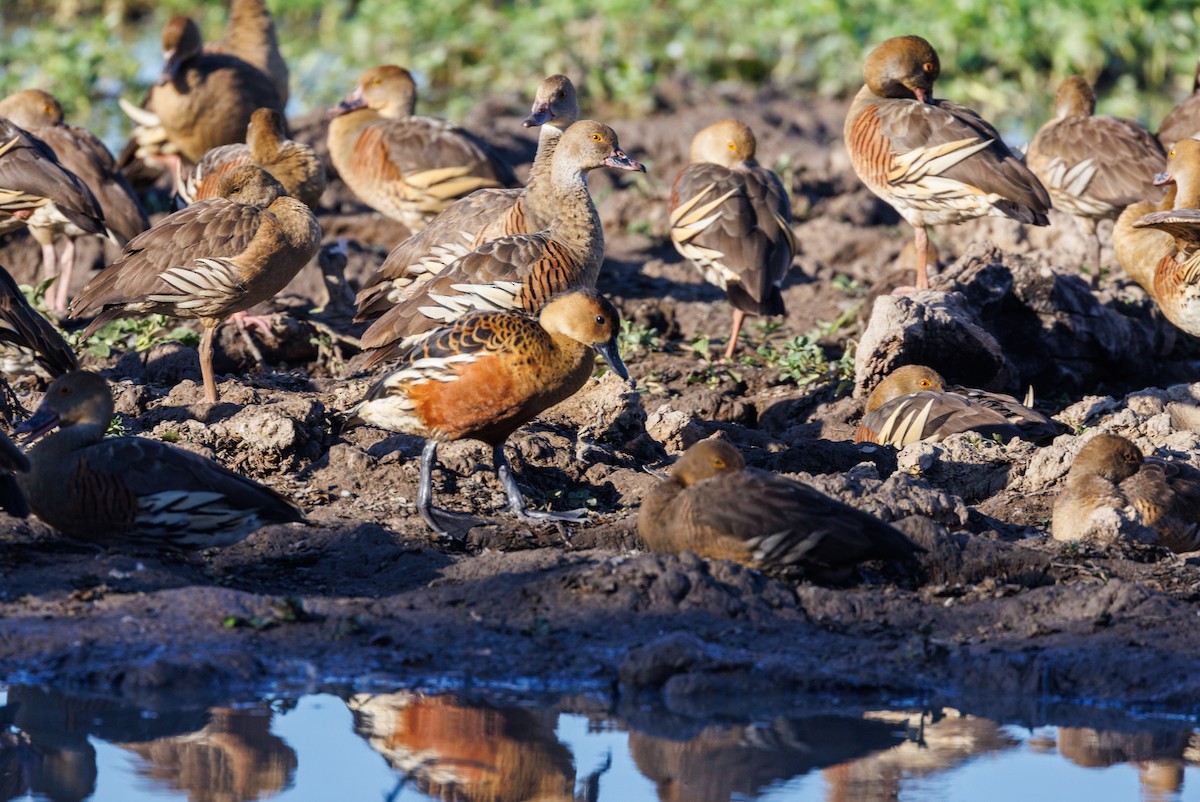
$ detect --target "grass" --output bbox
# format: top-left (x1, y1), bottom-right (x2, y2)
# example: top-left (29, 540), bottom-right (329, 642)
top-left (4, 0), bottom-right (1200, 146)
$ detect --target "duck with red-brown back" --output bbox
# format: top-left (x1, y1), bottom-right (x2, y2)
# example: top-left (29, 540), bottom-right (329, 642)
top-left (346, 288), bottom-right (629, 536)
top-left (638, 439), bottom-right (924, 571)
top-left (1025, 76), bottom-right (1164, 285)
top-left (15, 370), bottom-right (304, 548)
top-left (327, 65), bottom-right (518, 233)
top-left (669, 118), bottom-right (796, 358)
top-left (67, 164), bottom-right (320, 404)
top-left (358, 120), bottom-right (645, 368)
top-left (844, 35), bottom-right (1050, 289)
top-left (355, 74), bottom-right (581, 321)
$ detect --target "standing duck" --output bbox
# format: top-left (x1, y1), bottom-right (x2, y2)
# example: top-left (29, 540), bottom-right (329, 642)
top-left (327, 65), bottom-right (518, 232)
top-left (355, 74), bottom-right (580, 321)
top-left (1114, 138), bottom-right (1200, 337)
top-left (638, 439), bottom-right (924, 570)
top-left (0, 118), bottom-right (108, 307)
top-left (67, 165), bottom-right (320, 404)
top-left (1156, 56), bottom-right (1200, 150)
top-left (359, 120), bottom-right (644, 368)
top-left (347, 288), bottom-right (628, 535)
top-left (669, 118), bottom-right (796, 358)
top-left (854, 365), bottom-right (1061, 447)
top-left (1025, 76), bottom-right (1164, 284)
top-left (843, 35), bottom-right (1050, 289)
top-left (15, 371), bottom-right (304, 547)
top-left (1052, 433), bottom-right (1200, 552)
top-left (0, 89), bottom-right (148, 312)
top-left (208, 0), bottom-right (289, 106)
top-left (179, 107), bottom-right (326, 210)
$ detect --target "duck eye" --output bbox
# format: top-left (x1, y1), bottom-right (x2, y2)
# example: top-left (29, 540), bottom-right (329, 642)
top-left (922, 61), bottom-right (936, 73)
top-left (919, 379), bottom-right (930, 388)
top-left (727, 141), bottom-right (737, 150)
top-left (591, 133), bottom-right (602, 142)
top-left (594, 315), bottom-right (605, 325)
top-left (712, 458), bottom-right (725, 468)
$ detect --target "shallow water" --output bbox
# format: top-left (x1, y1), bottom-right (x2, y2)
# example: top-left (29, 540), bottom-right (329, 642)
top-left (3, 685), bottom-right (1200, 801)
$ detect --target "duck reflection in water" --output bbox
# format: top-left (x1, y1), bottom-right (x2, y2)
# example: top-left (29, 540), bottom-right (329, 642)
top-left (1052, 726), bottom-right (1194, 801)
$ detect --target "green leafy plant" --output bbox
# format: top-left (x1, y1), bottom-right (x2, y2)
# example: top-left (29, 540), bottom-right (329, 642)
top-left (70, 314), bottom-right (199, 359)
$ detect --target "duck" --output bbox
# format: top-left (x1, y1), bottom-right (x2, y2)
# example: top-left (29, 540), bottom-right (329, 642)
top-left (354, 74), bottom-right (580, 321)
top-left (327, 65), bottom-right (518, 232)
top-left (843, 35), bottom-right (1050, 289)
top-left (638, 439), bottom-right (924, 570)
top-left (1024, 76), bottom-right (1164, 284)
top-left (1052, 433), bottom-right (1200, 552)
top-left (0, 430), bottom-right (28, 519)
top-left (67, 165), bottom-right (320, 404)
top-left (179, 107), bottom-right (327, 210)
top-left (0, 263), bottom-right (78, 381)
top-left (1156, 55), bottom-right (1200, 150)
top-left (0, 118), bottom-right (108, 307)
top-left (0, 89), bottom-right (149, 312)
top-left (346, 288), bottom-right (628, 535)
top-left (1114, 138), bottom-right (1200, 337)
top-left (137, 14), bottom-right (283, 167)
top-left (14, 370), bottom-right (304, 547)
top-left (669, 118), bottom-right (796, 358)
top-left (207, 0), bottom-right (289, 106)
top-left (358, 120), bottom-right (645, 368)
top-left (854, 365), bottom-right (1062, 447)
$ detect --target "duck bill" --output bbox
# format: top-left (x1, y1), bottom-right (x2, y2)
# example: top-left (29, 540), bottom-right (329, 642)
top-left (913, 86), bottom-right (931, 104)
top-left (331, 86), bottom-right (366, 116)
top-left (158, 50), bottom-right (182, 86)
top-left (13, 406), bottom-right (60, 443)
top-left (594, 339), bottom-right (631, 382)
top-left (605, 148), bottom-right (646, 173)
top-left (1153, 171), bottom-right (1174, 186)
top-left (522, 101), bottom-right (552, 128)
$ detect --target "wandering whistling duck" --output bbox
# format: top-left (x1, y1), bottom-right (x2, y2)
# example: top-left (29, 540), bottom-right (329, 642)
top-left (179, 107), bottom-right (327, 211)
top-left (68, 165), bottom-right (320, 404)
top-left (0, 89), bottom-right (148, 313)
top-left (843, 35), bottom-right (1050, 289)
top-left (355, 74), bottom-right (581, 321)
top-left (347, 288), bottom-right (629, 536)
top-left (1025, 76), bottom-right (1164, 284)
top-left (15, 370), bottom-right (304, 547)
top-left (669, 118), bottom-right (796, 358)
top-left (638, 439), bottom-right (924, 570)
top-left (1114, 138), bottom-right (1200, 338)
top-left (327, 65), bottom-right (518, 233)
top-left (1052, 433), bottom-right (1200, 552)
top-left (854, 365), bottom-right (1062, 447)
top-left (358, 120), bottom-right (645, 369)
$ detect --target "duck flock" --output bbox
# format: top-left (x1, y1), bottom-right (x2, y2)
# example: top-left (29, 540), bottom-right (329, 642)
top-left (2, 1), bottom-right (1200, 577)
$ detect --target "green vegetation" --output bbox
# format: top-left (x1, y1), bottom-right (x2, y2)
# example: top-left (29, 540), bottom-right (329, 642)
top-left (70, 314), bottom-right (200, 358)
top-left (3, 0), bottom-right (1199, 145)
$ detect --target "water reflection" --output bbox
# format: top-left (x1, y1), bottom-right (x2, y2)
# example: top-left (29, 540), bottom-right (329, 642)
top-left (0, 685), bottom-right (1198, 801)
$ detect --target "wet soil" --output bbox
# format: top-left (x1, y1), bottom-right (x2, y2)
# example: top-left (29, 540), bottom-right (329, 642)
top-left (3, 86), bottom-right (1200, 712)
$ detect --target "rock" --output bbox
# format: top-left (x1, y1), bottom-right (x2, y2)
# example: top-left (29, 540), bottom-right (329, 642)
top-left (896, 435), bottom-right (1038, 502)
top-left (618, 631), bottom-right (753, 688)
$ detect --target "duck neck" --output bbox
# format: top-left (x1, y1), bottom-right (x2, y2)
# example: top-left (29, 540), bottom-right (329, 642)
top-left (1172, 178), bottom-right (1200, 209)
top-left (525, 124), bottom-right (567, 191)
top-left (327, 109), bottom-right (379, 169)
top-left (27, 422), bottom-right (105, 473)
top-left (225, 0), bottom-right (277, 54)
top-left (537, 160), bottom-right (602, 260)
top-left (542, 333), bottom-right (594, 401)
top-left (267, 196), bottom-right (321, 252)
top-left (248, 124), bottom-right (282, 163)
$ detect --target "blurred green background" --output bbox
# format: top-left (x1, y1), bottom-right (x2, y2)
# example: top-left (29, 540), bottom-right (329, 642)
top-left (2, 0), bottom-right (1198, 146)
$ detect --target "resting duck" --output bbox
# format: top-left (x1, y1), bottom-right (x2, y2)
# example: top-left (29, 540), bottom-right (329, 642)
top-left (1025, 76), bottom-right (1164, 284)
top-left (1157, 55), bottom-right (1200, 150)
top-left (638, 439), bottom-right (924, 570)
top-left (1052, 433), bottom-right (1200, 553)
top-left (359, 120), bottom-right (644, 368)
top-left (0, 263), bottom-right (77, 381)
top-left (15, 370), bottom-right (304, 547)
top-left (327, 65), bottom-right (518, 232)
top-left (669, 118), bottom-right (796, 358)
top-left (843, 35), bottom-right (1050, 289)
top-left (347, 288), bottom-right (628, 535)
top-left (179, 107), bottom-right (326, 211)
top-left (1114, 138), bottom-right (1200, 337)
top-left (68, 165), bottom-right (320, 403)
top-left (854, 365), bottom-right (1062, 447)
top-left (355, 74), bottom-right (581, 321)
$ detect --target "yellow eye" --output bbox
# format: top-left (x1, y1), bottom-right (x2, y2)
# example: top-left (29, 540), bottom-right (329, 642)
top-left (590, 133), bottom-right (602, 142)
top-left (1125, 452), bottom-right (1139, 463)
top-left (922, 61), bottom-right (936, 73)
top-left (712, 458), bottom-right (725, 468)
top-left (919, 379), bottom-right (931, 388)
top-left (727, 141), bottom-right (736, 150)
top-left (1170, 148), bottom-right (1176, 159)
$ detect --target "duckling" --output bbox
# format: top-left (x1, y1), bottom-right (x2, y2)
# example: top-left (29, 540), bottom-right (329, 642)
top-left (1052, 433), bottom-right (1200, 552)
top-left (1025, 76), bottom-right (1164, 284)
top-left (844, 35), bottom-right (1050, 289)
top-left (355, 74), bottom-right (581, 321)
top-left (359, 120), bottom-right (645, 368)
top-left (670, 118), bottom-right (796, 358)
top-left (14, 371), bottom-right (304, 547)
top-left (854, 365), bottom-right (1061, 447)
top-left (179, 107), bottom-right (326, 211)
top-left (68, 165), bottom-right (320, 403)
top-left (327, 65), bottom-right (517, 232)
top-left (347, 288), bottom-right (628, 535)
top-left (638, 439), bottom-right (924, 570)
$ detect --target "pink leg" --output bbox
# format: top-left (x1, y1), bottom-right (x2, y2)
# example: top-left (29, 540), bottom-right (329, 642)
top-left (914, 226), bottom-right (930, 290)
top-left (230, 309), bottom-right (279, 336)
top-left (52, 237), bottom-right (75, 314)
top-left (724, 308), bottom-right (747, 360)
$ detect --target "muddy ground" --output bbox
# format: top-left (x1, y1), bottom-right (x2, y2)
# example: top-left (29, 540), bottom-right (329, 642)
top-left (1, 85), bottom-right (1200, 717)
